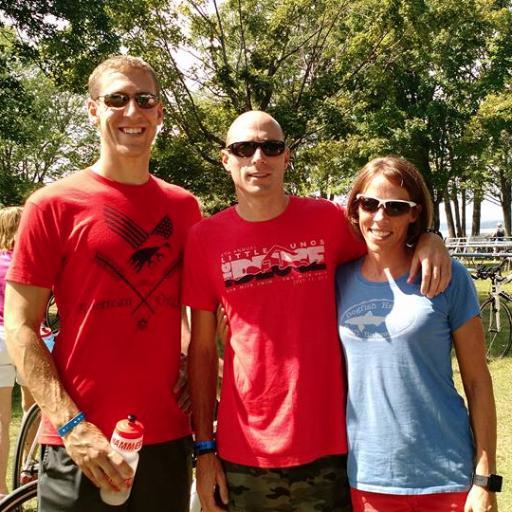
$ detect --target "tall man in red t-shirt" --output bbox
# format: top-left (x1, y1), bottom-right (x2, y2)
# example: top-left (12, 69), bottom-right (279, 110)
top-left (4, 56), bottom-right (201, 511)
top-left (184, 110), bottom-right (451, 511)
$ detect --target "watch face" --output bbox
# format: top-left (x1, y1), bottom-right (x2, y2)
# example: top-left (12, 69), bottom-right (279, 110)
top-left (488, 474), bottom-right (503, 492)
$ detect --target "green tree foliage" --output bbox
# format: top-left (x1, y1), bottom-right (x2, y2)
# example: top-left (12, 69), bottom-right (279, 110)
top-left (0, 0), bottom-right (120, 91)
top-left (107, 0), bottom-right (430, 206)
top-left (0, 29), bottom-right (97, 205)
top-left (468, 88), bottom-right (512, 233)
top-left (1, 0), bottom-right (511, 223)
top-left (328, 0), bottom-right (512, 231)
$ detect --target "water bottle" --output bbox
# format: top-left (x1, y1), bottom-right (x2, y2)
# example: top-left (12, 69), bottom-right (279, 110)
top-left (100, 414), bottom-right (144, 506)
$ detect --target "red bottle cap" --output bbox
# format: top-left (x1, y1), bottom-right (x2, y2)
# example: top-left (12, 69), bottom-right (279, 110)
top-left (114, 414), bottom-right (144, 440)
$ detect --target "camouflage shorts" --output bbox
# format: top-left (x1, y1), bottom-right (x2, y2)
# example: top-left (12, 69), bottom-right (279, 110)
top-left (223, 454), bottom-right (351, 512)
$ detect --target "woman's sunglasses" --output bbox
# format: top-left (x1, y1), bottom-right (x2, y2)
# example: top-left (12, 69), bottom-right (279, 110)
top-left (95, 92), bottom-right (160, 110)
top-left (356, 194), bottom-right (418, 217)
top-left (226, 140), bottom-right (286, 158)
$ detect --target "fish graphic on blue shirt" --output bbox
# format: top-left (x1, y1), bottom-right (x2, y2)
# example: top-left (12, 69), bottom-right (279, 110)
top-left (345, 311), bottom-right (386, 332)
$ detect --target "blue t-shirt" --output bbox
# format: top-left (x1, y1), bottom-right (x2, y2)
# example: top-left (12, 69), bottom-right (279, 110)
top-left (336, 258), bottom-right (478, 495)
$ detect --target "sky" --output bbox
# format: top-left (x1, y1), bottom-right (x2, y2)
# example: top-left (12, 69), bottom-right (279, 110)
top-left (439, 199), bottom-right (505, 234)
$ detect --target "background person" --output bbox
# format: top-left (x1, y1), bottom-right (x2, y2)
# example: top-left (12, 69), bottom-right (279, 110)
top-left (4, 56), bottom-right (201, 511)
top-left (0, 206), bottom-right (35, 498)
top-left (337, 156), bottom-right (499, 512)
top-left (491, 222), bottom-right (506, 254)
top-left (492, 222), bottom-right (505, 241)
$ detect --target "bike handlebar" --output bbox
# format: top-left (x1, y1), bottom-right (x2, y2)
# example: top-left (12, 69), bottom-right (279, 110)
top-left (471, 262), bottom-right (508, 281)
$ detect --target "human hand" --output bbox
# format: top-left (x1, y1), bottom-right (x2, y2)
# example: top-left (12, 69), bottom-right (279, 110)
top-left (408, 232), bottom-right (451, 298)
top-left (216, 305), bottom-right (230, 346)
top-left (173, 353), bottom-right (191, 414)
top-left (464, 485), bottom-right (497, 511)
top-left (196, 453), bottom-right (229, 511)
top-left (62, 421), bottom-right (133, 492)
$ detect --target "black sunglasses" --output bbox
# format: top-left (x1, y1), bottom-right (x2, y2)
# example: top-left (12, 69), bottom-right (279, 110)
top-left (356, 194), bottom-right (418, 217)
top-left (95, 92), bottom-right (160, 110)
top-left (226, 140), bottom-right (286, 158)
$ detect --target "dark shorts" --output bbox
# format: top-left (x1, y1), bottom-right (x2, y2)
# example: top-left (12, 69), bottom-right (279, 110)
top-left (38, 436), bottom-right (192, 512)
top-left (223, 454), bottom-right (351, 512)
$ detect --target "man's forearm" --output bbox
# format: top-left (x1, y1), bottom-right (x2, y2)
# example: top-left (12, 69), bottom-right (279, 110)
top-left (189, 344), bottom-right (218, 440)
top-left (188, 310), bottom-right (219, 441)
top-left (6, 323), bottom-right (80, 429)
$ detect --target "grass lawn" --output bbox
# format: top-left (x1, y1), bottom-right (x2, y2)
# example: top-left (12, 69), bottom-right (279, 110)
top-left (8, 384), bottom-right (26, 484)
top-left (4, 277), bottom-right (512, 509)
top-left (453, 355), bottom-right (511, 511)
top-left (468, 278), bottom-right (512, 510)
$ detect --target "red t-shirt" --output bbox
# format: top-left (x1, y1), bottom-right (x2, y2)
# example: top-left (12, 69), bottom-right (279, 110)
top-left (8, 169), bottom-right (201, 445)
top-left (183, 197), bottom-right (365, 467)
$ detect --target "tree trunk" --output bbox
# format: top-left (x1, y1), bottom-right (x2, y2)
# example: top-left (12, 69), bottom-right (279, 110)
top-left (432, 200), bottom-right (441, 231)
top-left (451, 188), bottom-right (462, 237)
top-left (499, 170), bottom-right (511, 235)
top-left (443, 190), bottom-right (456, 238)
top-left (472, 192), bottom-right (482, 236)
top-left (461, 188), bottom-right (466, 237)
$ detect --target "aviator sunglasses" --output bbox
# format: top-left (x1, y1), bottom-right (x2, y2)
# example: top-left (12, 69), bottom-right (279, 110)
top-left (95, 92), bottom-right (160, 109)
top-left (226, 140), bottom-right (286, 158)
top-left (356, 194), bottom-right (418, 217)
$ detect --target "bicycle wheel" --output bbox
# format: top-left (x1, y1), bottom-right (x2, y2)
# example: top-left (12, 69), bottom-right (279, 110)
top-left (0, 480), bottom-right (37, 512)
top-left (479, 297), bottom-right (512, 359)
top-left (12, 404), bottom-right (41, 490)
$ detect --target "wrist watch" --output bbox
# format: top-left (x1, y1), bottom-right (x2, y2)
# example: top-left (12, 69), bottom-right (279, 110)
top-left (472, 473), bottom-right (503, 492)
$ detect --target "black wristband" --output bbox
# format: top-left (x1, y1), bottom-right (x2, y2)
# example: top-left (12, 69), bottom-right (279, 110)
top-left (472, 473), bottom-right (503, 492)
top-left (425, 228), bottom-right (443, 238)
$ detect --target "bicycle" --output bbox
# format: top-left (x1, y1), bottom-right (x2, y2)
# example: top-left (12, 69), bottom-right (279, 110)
top-left (43, 292), bottom-right (59, 341)
top-left (0, 480), bottom-right (37, 511)
top-left (11, 403), bottom-right (41, 492)
top-left (471, 262), bottom-right (512, 360)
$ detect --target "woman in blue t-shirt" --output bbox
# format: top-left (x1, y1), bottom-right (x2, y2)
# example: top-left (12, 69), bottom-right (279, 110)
top-left (336, 156), bottom-right (498, 512)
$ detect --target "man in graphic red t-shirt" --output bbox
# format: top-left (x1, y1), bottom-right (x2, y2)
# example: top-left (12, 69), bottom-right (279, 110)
top-left (4, 56), bottom-right (201, 511)
top-left (184, 110), bottom-right (451, 511)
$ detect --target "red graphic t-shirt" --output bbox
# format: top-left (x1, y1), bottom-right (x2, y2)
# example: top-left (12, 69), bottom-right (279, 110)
top-left (183, 196), bottom-right (365, 467)
top-left (8, 169), bottom-right (201, 445)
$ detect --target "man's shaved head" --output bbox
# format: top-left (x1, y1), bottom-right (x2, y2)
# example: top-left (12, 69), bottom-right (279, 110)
top-left (225, 111), bottom-right (285, 146)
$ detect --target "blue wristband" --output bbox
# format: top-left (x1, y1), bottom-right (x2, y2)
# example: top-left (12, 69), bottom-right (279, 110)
top-left (193, 439), bottom-right (216, 456)
top-left (57, 411), bottom-right (86, 437)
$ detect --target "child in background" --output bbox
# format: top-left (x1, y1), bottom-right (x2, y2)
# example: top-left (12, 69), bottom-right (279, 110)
top-left (0, 207), bottom-right (35, 497)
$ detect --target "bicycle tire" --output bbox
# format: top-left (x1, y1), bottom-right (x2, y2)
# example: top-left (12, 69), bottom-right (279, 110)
top-left (480, 297), bottom-right (512, 359)
top-left (0, 480), bottom-right (37, 512)
top-left (12, 404), bottom-right (41, 490)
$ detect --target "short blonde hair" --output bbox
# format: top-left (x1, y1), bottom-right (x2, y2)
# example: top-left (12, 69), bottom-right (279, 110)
top-left (0, 206), bottom-right (23, 251)
top-left (347, 156), bottom-right (433, 245)
top-left (88, 55), bottom-right (161, 99)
